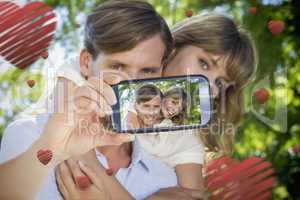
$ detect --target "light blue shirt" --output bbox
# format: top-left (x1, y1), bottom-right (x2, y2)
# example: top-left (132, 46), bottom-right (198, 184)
top-left (0, 114), bottom-right (177, 200)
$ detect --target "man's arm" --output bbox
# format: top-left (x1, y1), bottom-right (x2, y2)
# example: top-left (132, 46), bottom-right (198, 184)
top-left (0, 136), bottom-right (63, 200)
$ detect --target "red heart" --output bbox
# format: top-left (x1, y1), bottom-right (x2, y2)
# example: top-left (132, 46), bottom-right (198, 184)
top-left (75, 176), bottom-right (92, 189)
top-left (205, 156), bottom-right (275, 200)
top-left (27, 79), bottom-right (35, 88)
top-left (254, 88), bottom-right (269, 104)
top-left (248, 7), bottom-right (257, 14)
top-left (37, 149), bottom-right (53, 165)
top-left (268, 20), bottom-right (285, 35)
top-left (106, 168), bottom-right (114, 176)
top-left (185, 10), bottom-right (193, 18)
top-left (0, 1), bottom-right (57, 69)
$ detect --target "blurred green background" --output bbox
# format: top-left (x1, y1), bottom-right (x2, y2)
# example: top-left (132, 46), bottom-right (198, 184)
top-left (0, 0), bottom-right (299, 199)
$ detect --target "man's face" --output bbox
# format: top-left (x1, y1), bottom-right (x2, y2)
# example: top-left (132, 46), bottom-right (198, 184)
top-left (81, 34), bottom-right (166, 82)
top-left (135, 95), bottom-right (162, 127)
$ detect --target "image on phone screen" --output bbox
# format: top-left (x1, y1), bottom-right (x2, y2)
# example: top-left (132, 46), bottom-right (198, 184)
top-left (112, 75), bottom-right (212, 133)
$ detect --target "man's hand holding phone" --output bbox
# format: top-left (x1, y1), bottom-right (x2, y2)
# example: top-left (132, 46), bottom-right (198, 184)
top-left (40, 75), bottom-right (135, 165)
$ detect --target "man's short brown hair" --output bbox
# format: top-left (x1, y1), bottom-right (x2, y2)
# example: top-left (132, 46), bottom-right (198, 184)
top-left (135, 84), bottom-right (162, 104)
top-left (84, 0), bottom-right (173, 63)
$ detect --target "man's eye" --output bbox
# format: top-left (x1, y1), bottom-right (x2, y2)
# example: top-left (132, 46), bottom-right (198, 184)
top-left (198, 59), bottom-right (209, 70)
top-left (142, 68), bottom-right (158, 74)
top-left (110, 64), bottom-right (123, 71)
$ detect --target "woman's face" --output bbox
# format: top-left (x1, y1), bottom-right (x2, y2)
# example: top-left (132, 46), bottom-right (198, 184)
top-left (161, 97), bottom-right (183, 119)
top-left (164, 45), bottom-right (230, 98)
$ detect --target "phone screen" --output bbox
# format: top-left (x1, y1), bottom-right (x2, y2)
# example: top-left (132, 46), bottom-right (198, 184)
top-left (112, 75), bottom-right (212, 133)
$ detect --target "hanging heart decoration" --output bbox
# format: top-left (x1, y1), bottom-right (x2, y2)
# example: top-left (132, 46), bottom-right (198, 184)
top-left (0, 1), bottom-right (57, 69)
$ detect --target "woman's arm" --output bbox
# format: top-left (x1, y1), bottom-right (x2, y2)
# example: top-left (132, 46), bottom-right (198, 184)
top-left (175, 164), bottom-right (204, 189)
top-left (56, 151), bottom-right (134, 200)
top-left (144, 164), bottom-right (207, 200)
top-left (57, 153), bottom-right (207, 200)
top-left (80, 160), bottom-right (134, 200)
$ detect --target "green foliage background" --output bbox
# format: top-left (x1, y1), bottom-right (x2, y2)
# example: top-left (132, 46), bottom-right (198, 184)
top-left (0, 0), bottom-right (299, 199)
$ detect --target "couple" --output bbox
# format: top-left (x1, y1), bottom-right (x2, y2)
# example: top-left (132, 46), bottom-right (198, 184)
top-left (0, 0), bottom-right (257, 200)
top-left (124, 85), bottom-right (190, 130)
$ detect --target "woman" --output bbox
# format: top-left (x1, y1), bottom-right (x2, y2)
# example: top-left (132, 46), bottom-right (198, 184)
top-left (56, 12), bottom-right (257, 199)
top-left (159, 87), bottom-right (190, 126)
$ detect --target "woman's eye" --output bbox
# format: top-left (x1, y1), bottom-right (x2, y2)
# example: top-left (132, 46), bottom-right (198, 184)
top-left (198, 59), bottom-right (209, 70)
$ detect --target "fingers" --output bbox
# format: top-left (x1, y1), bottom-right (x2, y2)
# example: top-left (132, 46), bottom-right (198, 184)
top-left (55, 76), bottom-right (116, 120)
top-left (94, 131), bottom-right (135, 147)
top-left (87, 77), bottom-right (117, 105)
top-left (78, 161), bottom-right (104, 190)
top-left (53, 77), bottom-right (77, 115)
top-left (72, 86), bottom-right (112, 117)
top-left (57, 162), bottom-right (77, 194)
top-left (66, 158), bottom-right (92, 189)
top-left (55, 167), bottom-right (69, 199)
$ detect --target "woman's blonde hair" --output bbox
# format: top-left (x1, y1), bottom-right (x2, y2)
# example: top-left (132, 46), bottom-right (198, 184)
top-left (163, 87), bottom-right (190, 125)
top-left (171, 13), bottom-right (257, 154)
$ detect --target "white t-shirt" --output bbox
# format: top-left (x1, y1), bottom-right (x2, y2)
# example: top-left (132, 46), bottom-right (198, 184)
top-left (55, 57), bottom-right (205, 168)
top-left (154, 119), bottom-right (174, 128)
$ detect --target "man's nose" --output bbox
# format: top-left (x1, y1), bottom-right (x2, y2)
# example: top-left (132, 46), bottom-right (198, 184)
top-left (126, 71), bottom-right (139, 80)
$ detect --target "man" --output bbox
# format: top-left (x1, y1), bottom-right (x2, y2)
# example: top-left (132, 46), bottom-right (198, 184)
top-left (134, 85), bottom-right (162, 128)
top-left (124, 84), bottom-right (163, 130)
top-left (0, 0), bottom-right (174, 199)
top-left (0, 0), bottom-right (206, 199)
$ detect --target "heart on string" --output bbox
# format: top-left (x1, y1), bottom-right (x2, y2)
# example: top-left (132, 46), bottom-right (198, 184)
top-left (204, 156), bottom-right (276, 200)
top-left (0, 1), bottom-right (57, 69)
